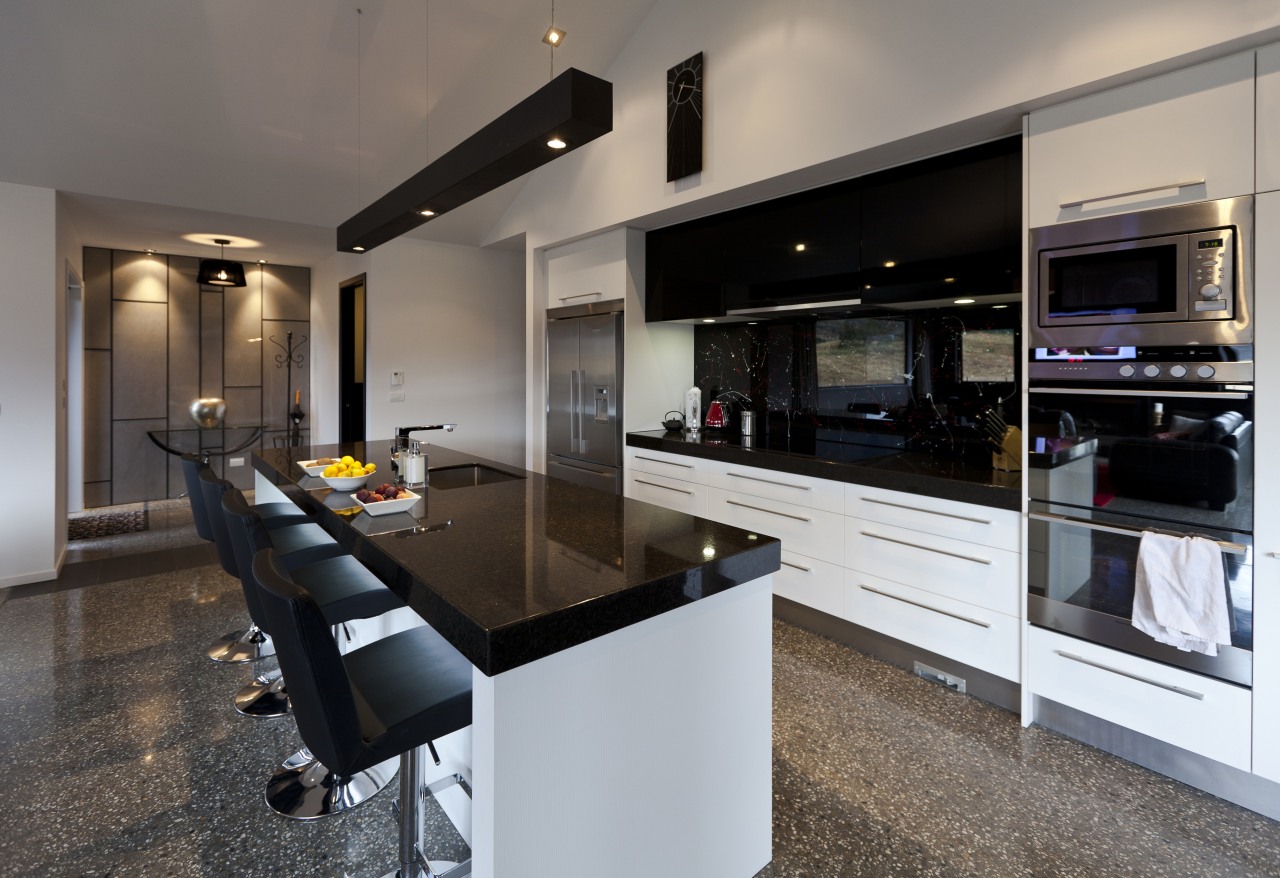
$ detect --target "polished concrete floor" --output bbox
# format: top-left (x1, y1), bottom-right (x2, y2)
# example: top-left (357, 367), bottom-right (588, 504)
top-left (3, 500), bottom-right (1280, 877)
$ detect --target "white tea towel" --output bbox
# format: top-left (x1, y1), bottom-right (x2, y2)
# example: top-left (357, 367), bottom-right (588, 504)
top-left (1131, 531), bottom-right (1230, 656)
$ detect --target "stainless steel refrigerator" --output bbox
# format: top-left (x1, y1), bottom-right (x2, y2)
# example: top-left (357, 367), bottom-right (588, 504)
top-left (546, 302), bottom-right (623, 494)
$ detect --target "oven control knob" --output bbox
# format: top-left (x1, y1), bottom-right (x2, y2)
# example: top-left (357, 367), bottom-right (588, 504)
top-left (1169, 364), bottom-right (1188, 378)
top-left (1197, 364), bottom-right (1216, 379)
top-left (1119, 364), bottom-right (1136, 377)
top-left (1143, 364), bottom-right (1161, 378)
top-left (1200, 283), bottom-right (1222, 299)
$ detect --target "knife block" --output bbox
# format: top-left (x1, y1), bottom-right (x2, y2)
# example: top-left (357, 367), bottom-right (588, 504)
top-left (992, 426), bottom-right (1023, 472)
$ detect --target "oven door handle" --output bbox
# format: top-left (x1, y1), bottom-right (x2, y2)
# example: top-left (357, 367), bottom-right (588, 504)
top-left (1028, 387), bottom-right (1251, 401)
top-left (1027, 511), bottom-right (1249, 556)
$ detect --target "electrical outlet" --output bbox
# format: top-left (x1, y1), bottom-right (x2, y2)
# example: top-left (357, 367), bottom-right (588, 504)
top-left (913, 661), bottom-right (965, 694)
top-left (391, 371), bottom-right (405, 387)
top-left (390, 391), bottom-right (405, 403)
top-left (228, 457), bottom-right (245, 467)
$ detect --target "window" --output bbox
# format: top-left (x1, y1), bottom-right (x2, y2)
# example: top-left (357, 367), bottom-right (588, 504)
top-left (815, 318), bottom-right (908, 387)
top-left (960, 328), bottom-right (1016, 383)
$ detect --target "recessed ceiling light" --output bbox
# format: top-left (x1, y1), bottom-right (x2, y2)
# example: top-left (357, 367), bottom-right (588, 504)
top-left (353, 246), bottom-right (366, 252)
top-left (954, 298), bottom-right (976, 305)
top-left (883, 260), bottom-right (896, 268)
top-left (794, 243), bottom-right (806, 252)
top-left (418, 209), bottom-right (436, 217)
top-left (944, 277), bottom-right (955, 283)
top-left (145, 249), bottom-right (156, 255)
top-left (992, 304), bottom-right (1009, 310)
top-left (547, 137), bottom-right (568, 149)
top-left (702, 318), bottom-right (716, 323)
top-left (543, 25), bottom-right (565, 46)
top-left (257, 259), bottom-right (268, 264)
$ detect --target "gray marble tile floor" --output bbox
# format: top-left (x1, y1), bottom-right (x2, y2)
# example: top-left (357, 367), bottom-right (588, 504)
top-left (2, 501), bottom-right (1278, 877)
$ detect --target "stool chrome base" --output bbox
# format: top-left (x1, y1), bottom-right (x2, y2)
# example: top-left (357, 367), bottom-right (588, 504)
top-left (234, 668), bottom-right (290, 718)
top-left (383, 747), bottom-right (472, 878)
top-left (207, 624), bottom-right (275, 664)
top-left (381, 859), bottom-right (469, 878)
top-left (265, 747), bottom-right (398, 821)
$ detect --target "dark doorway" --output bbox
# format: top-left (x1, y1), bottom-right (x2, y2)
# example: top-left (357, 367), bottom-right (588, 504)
top-left (339, 275), bottom-right (366, 444)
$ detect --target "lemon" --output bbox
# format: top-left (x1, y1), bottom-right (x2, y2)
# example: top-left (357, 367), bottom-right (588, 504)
top-left (323, 465), bottom-right (338, 477)
top-left (351, 460), bottom-right (363, 471)
top-left (341, 455), bottom-right (355, 466)
top-left (365, 462), bottom-right (376, 473)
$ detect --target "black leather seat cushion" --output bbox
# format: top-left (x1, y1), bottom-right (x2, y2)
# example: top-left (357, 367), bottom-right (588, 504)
top-left (268, 522), bottom-right (348, 571)
top-left (288, 554), bottom-right (403, 625)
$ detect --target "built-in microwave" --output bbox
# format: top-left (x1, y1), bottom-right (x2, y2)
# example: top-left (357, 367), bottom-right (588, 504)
top-left (1030, 195), bottom-right (1252, 350)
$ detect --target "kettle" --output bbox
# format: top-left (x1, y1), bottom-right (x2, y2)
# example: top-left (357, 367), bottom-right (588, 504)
top-left (662, 411), bottom-right (685, 432)
top-left (705, 400), bottom-right (726, 430)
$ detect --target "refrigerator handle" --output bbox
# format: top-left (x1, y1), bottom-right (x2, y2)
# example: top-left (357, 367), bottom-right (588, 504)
top-left (577, 370), bottom-right (588, 454)
top-left (569, 369), bottom-right (579, 454)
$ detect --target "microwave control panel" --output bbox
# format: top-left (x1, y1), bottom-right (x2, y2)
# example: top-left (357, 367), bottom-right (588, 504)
top-left (1191, 227), bottom-right (1233, 316)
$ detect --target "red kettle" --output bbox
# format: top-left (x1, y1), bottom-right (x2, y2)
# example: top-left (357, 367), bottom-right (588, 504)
top-left (705, 400), bottom-right (726, 429)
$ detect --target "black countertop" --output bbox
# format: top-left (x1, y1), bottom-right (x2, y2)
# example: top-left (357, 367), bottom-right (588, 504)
top-left (626, 430), bottom-right (1021, 511)
top-left (252, 442), bottom-right (780, 676)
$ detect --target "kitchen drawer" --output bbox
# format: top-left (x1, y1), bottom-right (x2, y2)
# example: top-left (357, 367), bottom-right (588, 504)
top-left (626, 447), bottom-right (708, 484)
top-left (626, 470), bottom-right (708, 517)
top-left (773, 550), bottom-right (844, 619)
top-left (1029, 627), bottom-right (1251, 771)
top-left (708, 487), bottom-right (844, 566)
top-left (706, 459), bottom-right (844, 513)
top-left (846, 571), bottom-right (1020, 682)
top-left (846, 484), bottom-right (1018, 552)
top-left (846, 517), bottom-right (1019, 616)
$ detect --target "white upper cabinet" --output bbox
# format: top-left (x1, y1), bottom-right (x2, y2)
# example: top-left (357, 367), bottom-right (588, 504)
top-left (1028, 52), bottom-right (1255, 229)
top-left (1258, 44), bottom-right (1280, 194)
top-left (545, 228), bottom-right (629, 311)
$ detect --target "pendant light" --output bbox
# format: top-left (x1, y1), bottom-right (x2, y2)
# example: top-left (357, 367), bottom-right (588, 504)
top-left (336, 3), bottom-right (611, 254)
top-left (198, 239), bottom-right (247, 287)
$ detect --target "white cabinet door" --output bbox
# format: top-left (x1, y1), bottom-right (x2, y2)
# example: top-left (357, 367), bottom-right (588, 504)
top-left (625, 469), bottom-right (708, 517)
top-left (1258, 44), bottom-right (1280, 194)
top-left (546, 228), bottom-right (628, 310)
top-left (847, 571), bottom-right (1020, 682)
top-left (774, 550), bottom-right (844, 618)
top-left (1030, 628), bottom-right (1251, 771)
top-left (1028, 52), bottom-right (1255, 228)
top-left (846, 484), bottom-right (1019, 551)
top-left (1252, 190), bottom-right (1280, 781)
top-left (626, 447), bottom-right (708, 483)
top-left (708, 487), bottom-right (844, 565)
top-left (707, 459), bottom-right (845, 514)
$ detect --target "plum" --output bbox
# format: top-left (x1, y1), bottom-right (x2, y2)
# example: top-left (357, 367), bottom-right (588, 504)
top-left (355, 489), bottom-right (371, 503)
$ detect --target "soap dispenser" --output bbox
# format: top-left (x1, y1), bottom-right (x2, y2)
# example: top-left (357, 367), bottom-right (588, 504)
top-left (404, 440), bottom-right (426, 486)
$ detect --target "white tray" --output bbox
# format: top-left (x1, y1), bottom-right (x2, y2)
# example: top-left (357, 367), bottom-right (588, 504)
top-left (353, 489), bottom-right (420, 516)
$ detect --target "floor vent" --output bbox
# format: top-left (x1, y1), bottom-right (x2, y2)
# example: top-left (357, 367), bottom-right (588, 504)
top-left (914, 661), bottom-right (966, 694)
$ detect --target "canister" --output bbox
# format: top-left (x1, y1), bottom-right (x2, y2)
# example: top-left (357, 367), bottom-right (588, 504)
top-left (741, 410), bottom-right (756, 437)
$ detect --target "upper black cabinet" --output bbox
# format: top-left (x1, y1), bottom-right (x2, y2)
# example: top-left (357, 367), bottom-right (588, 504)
top-left (645, 136), bottom-right (1021, 322)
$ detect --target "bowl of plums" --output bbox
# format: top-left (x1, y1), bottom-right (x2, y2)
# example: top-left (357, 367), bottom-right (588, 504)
top-left (352, 482), bottom-right (420, 516)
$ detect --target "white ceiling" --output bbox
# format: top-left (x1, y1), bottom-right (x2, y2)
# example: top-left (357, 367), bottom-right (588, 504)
top-left (2, 0), bottom-right (658, 264)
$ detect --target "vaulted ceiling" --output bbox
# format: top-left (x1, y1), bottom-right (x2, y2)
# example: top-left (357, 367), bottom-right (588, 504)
top-left (1, 0), bottom-right (658, 263)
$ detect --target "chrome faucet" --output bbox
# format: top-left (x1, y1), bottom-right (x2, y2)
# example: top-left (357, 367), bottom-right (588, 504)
top-left (391, 424), bottom-right (456, 483)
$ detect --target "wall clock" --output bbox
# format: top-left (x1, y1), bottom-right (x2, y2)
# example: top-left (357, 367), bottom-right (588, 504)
top-left (667, 52), bottom-right (704, 182)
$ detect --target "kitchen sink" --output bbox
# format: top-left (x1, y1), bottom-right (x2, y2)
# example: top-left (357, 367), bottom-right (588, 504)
top-left (427, 463), bottom-right (525, 490)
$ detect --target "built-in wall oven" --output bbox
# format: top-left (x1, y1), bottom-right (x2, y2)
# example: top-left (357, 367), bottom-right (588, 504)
top-left (1027, 197), bottom-right (1255, 688)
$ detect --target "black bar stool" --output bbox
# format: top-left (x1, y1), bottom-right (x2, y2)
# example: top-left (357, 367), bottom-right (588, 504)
top-left (200, 468), bottom-right (343, 663)
top-left (252, 548), bottom-right (472, 876)
top-left (185, 454), bottom-right (314, 663)
top-left (220, 488), bottom-right (403, 722)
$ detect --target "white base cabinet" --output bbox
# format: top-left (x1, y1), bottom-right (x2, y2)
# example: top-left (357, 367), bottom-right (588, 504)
top-left (1029, 627), bottom-right (1251, 772)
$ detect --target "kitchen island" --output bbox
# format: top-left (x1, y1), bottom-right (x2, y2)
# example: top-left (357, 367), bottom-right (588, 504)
top-left (252, 442), bottom-right (780, 878)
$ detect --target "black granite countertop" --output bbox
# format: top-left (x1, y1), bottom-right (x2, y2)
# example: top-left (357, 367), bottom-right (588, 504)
top-left (626, 430), bottom-right (1021, 511)
top-left (252, 442), bottom-right (780, 676)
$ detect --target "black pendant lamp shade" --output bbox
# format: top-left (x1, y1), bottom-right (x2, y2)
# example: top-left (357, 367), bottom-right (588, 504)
top-left (198, 239), bottom-right (247, 287)
top-left (337, 67), bottom-right (612, 253)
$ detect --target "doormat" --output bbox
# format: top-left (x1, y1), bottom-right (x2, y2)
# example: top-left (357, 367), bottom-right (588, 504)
top-left (68, 509), bottom-right (149, 541)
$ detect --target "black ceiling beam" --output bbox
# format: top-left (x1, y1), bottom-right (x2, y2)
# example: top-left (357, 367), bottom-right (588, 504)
top-left (337, 67), bottom-right (613, 253)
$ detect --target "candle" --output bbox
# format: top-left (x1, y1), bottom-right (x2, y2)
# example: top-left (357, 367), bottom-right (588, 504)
top-left (294, 389), bottom-right (301, 405)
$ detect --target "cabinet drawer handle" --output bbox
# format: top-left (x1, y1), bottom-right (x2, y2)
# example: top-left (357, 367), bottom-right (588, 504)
top-left (1053, 650), bottom-right (1205, 700)
top-left (558, 291), bottom-right (603, 302)
top-left (859, 585), bottom-right (991, 628)
top-left (859, 495), bottom-right (990, 525)
top-left (635, 455), bottom-right (692, 469)
top-left (781, 559), bottom-right (813, 573)
top-left (860, 530), bottom-right (991, 565)
top-left (725, 498), bottom-right (812, 522)
top-left (728, 471), bottom-right (811, 491)
top-left (634, 479), bottom-right (693, 496)
top-left (1059, 179), bottom-right (1205, 209)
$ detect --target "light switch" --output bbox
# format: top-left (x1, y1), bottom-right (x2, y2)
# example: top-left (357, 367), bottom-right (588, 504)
top-left (390, 390), bottom-right (405, 403)
top-left (391, 371), bottom-right (405, 387)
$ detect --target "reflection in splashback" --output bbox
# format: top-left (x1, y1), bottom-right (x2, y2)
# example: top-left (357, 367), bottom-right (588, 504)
top-left (693, 306), bottom-right (1021, 460)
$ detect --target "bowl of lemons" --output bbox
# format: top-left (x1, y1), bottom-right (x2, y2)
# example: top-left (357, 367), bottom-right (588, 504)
top-left (320, 456), bottom-right (377, 492)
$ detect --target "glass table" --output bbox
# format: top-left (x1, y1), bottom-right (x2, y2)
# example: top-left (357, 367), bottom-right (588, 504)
top-left (147, 425), bottom-right (266, 461)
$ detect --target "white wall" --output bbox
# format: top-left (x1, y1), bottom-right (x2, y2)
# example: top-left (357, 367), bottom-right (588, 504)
top-left (54, 193), bottom-right (83, 563)
top-left (0, 182), bottom-right (59, 586)
top-left (493, 0), bottom-right (1280, 253)
top-left (362, 238), bottom-right (525, 467)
